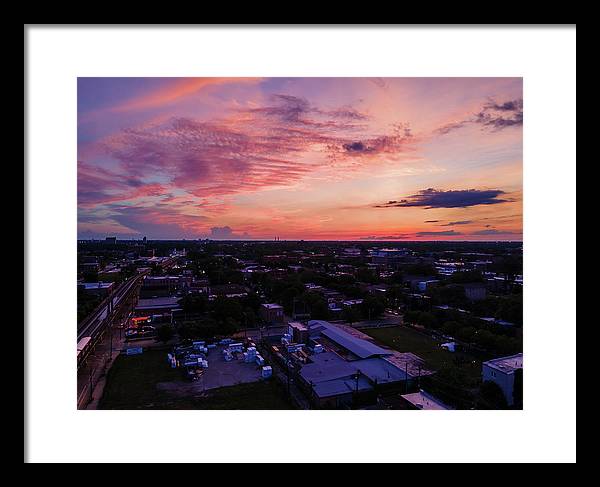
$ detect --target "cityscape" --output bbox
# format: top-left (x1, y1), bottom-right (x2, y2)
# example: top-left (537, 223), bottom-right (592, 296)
top-left (77, 77), bottom-right (523, 410)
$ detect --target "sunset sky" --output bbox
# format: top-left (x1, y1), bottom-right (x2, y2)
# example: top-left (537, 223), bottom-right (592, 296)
top-left (78, 77), bottom-right (523, 241)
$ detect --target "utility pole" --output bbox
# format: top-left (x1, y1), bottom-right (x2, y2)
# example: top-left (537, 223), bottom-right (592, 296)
top-left (108, 296), bottom-right (113, 360)
top-left (285, 345), bottom-right (291, 397)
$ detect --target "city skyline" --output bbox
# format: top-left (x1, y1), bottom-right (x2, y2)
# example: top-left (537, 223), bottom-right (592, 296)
top-left (78, 77), bottom-right (523, 241)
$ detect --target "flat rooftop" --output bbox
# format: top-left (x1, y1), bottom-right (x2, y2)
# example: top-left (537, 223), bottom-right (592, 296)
top-left (483, 353), bottom-right (523, 374)
top-left (308, 320), bottom-right (392, 359)
top-left (299, 351), bottom-right (409, 397)
top-left (79, 282), bottom-right (113, 290)
top-left (136, 296), bottom-right (181, 309)
top-left (401, 391), bottom-right (452, 410)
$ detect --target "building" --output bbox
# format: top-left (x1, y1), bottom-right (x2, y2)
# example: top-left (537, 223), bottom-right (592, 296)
top-left (402, 275), bottom-right (437, 292)
top-left (296, 321), bottom-right (423, 408)
top-left (417, 279), bottom-right (440, 292)
top-left (288, 321), bottom-right (309, 343)
top-left (209, 284), bottom-right (249, 299)
top-left (77, 281), bottom-right (114, 296)
top-left (135, 296), bottom-right (181, 316)
top-left (79, 255), bottom-right (100, 273)
top-left (342, 247), bottom-right (362, 257)
top-left (190, 278), bottom-right (209, 294)
top-left (370, 248), bottom-right (409, 268)
top-left (105, 236), bottom-right (117, 244)
top-left (462, 283), bottom-right (487, 301)
top-left (482, 353), bottom-right (523, 406)
top-left (260, 303), bottom-right (284, 325)
top-left (400, 390), bottom-right (453, 410)
top-left (141, 275), bottom-right (190, 297)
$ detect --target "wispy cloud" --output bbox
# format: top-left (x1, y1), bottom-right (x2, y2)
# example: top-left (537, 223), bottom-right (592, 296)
top-left (415, 230), bottom-right (463, 237)
top-left (470, 228), bottom-right (522, 236)
top-left (435, 98), bottom-right (523, 135)
top-left (109, 78), bottom-right (262, 113)
top-left (441, 220), bottom-right (473, 226)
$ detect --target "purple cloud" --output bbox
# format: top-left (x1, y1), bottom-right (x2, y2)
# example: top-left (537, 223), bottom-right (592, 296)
top-left (375, 188), bottom-right (509, 209)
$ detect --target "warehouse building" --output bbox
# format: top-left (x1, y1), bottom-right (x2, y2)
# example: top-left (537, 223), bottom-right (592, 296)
top-left (295, 320), bottom-right (429, 408)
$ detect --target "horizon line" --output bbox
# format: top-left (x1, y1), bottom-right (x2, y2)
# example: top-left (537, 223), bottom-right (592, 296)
top-left (77, 238), bottom-right (523, 243)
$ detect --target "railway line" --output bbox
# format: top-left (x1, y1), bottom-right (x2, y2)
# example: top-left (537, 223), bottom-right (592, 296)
top-left (77, 270), bottom-right (149, 367)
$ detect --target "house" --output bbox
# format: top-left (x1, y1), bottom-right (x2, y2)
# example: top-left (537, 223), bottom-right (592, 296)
top-left (482, 353), bottom-right (523, 406)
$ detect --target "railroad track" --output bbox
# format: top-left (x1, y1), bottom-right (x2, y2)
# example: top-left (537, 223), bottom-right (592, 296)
top-left (77, 270), bottom-right (149, 342)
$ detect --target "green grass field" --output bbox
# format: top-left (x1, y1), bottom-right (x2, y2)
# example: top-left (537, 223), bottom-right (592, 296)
top-left (362, 326), bottom-right (482, 385)
top-left (99, 350), bottom-right (294, 410)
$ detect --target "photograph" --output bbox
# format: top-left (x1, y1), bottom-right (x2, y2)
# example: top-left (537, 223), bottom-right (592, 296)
top-left (25, 25), bottom-right (576, 464)
top-left (77, 77), bottom-right (524, 411)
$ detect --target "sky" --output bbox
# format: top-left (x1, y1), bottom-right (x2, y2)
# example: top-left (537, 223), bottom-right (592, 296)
top-left (78, 77), bottom-right (523, 241)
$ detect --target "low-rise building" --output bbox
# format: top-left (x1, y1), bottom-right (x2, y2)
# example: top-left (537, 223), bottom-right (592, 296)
top-left (209, 284), bottom-right (249, 299)
top-left (288, 321), bottom-right (309, 343)
top-left (462, 283), bottom-right (487, 301)
top-left (135, 296), bottom-right (181, 316)
top-left (482, 353), bottom-right (523, 406)
top-left (260, 303), bottom-right (284, 325)
top-left (417, 279), bottom-right (440, 292)
top-left (296, 321), bottom-right (429, 408)
top-left (78, 281), bottom-right (114, 296)
top-left (400, 390), bottom-right (453, 410)
top-left (370, 248), bottom-right (409, 268)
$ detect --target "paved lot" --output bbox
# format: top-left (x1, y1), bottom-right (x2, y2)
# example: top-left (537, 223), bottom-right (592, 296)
top-left (156, 346), bottom-right (263, 397)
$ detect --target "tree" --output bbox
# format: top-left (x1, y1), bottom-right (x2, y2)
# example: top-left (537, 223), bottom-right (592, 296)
top-left (441, 320), bottom-right (461, 336)
top-left (156, 325), bottom-right (175, 344)
top-left (478, 381), bottom-right (509, 410)
top-left (82, 269), bottom-right (99, 283)
top-left (178, 294), bottom-right (208, 314)
top-left (457, 326), bottom-right (476, 343)
top-left (449, 270), bottom-right (485, 284)
top-left (513, 368), bottom-right (523, 409)
top-left (361, 295), bottom-right (385, 320)
top-left (342, 306), bottom-right (361, 325)
top-left (416, 311), bottom-right (438, 329)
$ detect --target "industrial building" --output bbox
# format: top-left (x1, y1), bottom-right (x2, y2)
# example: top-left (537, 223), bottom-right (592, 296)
top-left (288, 320), bottom-right (430, 408)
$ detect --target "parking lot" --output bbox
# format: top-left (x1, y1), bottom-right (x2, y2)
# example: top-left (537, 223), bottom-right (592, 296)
top-left (157, 346), bottom-right (264, 398)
